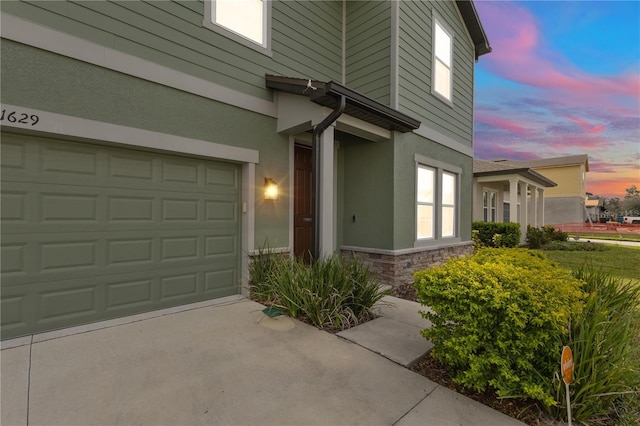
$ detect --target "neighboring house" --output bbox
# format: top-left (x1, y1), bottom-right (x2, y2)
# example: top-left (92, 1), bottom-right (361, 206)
top-left (492, 155), bottom-right (590, 225)
top-left (584, 195), bottom-right (605, 223)
top-left (473, 160), bottom-right (556, 241)
top-left (0, 0), bottom-right (490, 339)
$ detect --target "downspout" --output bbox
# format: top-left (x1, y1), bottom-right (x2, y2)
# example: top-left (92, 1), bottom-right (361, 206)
top-left (311, 95), bottom-right (346, 260)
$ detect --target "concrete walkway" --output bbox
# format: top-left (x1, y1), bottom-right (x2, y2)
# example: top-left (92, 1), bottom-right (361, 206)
top-left (573, 237), bottom-right (640, 247)
top-left (1, 295), bottom-right (524, 426)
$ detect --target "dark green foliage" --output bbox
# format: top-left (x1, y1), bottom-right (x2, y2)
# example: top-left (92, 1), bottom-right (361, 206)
top-left (414, 248), bottom-right (584, 408)
top-left (542, 241), bottom-right (607, 251)
top-left (249, 252), bottom-right (391, 331)
top-left (472, 222), bottom-right (521, 248)
top-left (555, 266), bottom-right (640, 422)
top-left (526, 225), bottom-right (569, 249)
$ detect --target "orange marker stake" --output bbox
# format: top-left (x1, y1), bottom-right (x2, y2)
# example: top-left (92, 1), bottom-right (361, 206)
top-left (561, 346), bottom-right (574, 426)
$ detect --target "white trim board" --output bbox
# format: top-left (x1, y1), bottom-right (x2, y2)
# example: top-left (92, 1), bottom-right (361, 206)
top-left (0, 12), bottom-right (277, 119)
top-left (0, 104), bottom-right (259, 164)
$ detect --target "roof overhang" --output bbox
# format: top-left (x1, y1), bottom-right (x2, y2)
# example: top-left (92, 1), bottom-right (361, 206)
top-left (265, 75), bottom-right (420, 133)
top-left (474, 168), bottom-right (557, 187)
top-left (455, 0), bottom-right (492, 59)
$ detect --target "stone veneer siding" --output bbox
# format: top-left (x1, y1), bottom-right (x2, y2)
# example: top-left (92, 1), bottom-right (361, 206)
top-left (341, 242), bottom-right (473, 289)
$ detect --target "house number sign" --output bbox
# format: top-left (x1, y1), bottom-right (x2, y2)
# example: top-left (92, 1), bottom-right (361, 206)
top-left (0, 109), bottom-right (40, 126)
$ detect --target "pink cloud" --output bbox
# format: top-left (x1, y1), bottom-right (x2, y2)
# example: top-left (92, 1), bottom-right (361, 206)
top-left (568, 117), bottom-right (606, 134)
top-left (476, 2), bottom-right (640, 102)
top-left (475, 113), bottom-right (533, 134)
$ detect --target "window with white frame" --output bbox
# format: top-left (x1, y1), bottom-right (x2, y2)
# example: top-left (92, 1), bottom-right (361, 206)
top-left (433, 17), bottom-right (453, 102)
top-left (483, 189), bottom-right (497, 222)
top-left (417, 166), bottom-right (435, 239)
top-left (442, 172), bottom-right (456, 237)
top-left (503, 202), bottom-right (511, 223)
top-left (204, 0), bottom-right (269, 51)
top-left (416, 157), bottom-right (460, 242)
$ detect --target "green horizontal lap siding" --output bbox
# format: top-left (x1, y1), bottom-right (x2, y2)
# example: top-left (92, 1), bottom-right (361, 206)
top-left (345, 0), bottom-right (391, 105)
top-left (1, 133), bottom-right (242, 339)
top-left (0, 0), bottom-right (343, 101)
top-left (398, 0), bottom-right (474, 145)
top-left (273, 0), bottom-right (342, 81)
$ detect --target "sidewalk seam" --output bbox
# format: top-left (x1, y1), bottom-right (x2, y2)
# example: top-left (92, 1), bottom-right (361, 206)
top-left (391, 384), bottom-right (440, 426)
top-left (26, 335), bottom-right (33, 426)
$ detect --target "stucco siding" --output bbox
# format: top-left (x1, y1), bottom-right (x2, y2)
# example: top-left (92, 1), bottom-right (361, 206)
top-left (339, 135), bottom-right (395, 249)
top-left (397, 0), bottom-right (474, 145)
top-left (1, 40), bottom-right (290, 249)
top-left (392, 132), bottom-right (473, 250)
top-left (345, 0), bottom-right (391, 104)
top-left (544, 197), bottom-right (586, 225)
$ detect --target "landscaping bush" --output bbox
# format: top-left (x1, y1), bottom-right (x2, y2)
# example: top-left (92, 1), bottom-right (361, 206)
top-left (249, 252), bottom-right (391, 331)
top-left (472, 222), bottom-right (521, 248)
top-left (555, 265), bottom-right (640, 423)
top-left (542, 241), bottom-right (607, 251)
top-left (414, 248), bottom-right (584, 408)
top-left (526, 225), bottom-right (569, 249)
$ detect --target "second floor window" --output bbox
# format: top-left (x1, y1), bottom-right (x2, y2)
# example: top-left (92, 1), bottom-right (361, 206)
top-left (433, 18), bottom-right (453, 103)
top-left (205, 0), bottom-right (269, 51)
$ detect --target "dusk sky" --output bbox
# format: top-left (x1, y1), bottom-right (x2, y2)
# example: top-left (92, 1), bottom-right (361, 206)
top-left (473, 0), bottom-right (640, 198)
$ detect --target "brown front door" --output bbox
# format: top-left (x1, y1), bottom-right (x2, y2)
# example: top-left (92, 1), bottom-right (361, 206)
top-left (294, 145), bottom-right (313, 262)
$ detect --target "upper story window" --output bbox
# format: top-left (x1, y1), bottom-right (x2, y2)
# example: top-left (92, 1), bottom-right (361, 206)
top-left (203, 0), bottom-right (271, 53)
top-left (432, 17), bottom-right (453, 103)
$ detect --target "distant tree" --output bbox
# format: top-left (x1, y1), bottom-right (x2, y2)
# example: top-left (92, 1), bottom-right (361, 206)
top-left (621, 185), bottom-right (640, 214)
top-left (604, 197), bottom-right (621, 215)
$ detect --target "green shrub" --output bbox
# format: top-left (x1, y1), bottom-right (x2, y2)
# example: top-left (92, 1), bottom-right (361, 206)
top-left (415, 248), bottom-right (584, 408)
top-left (542, 241), bottom-right (607, 251)
top-left (545, 225), bottom-right (569, 242)
top-left (249, 253), bottom-right (391, 331)
top-left (527, 225), bottom-right (569, 249)
top-left (555, 265), bottom-right (640, 423)
top-left (472, 222), bottom-right (521, 248)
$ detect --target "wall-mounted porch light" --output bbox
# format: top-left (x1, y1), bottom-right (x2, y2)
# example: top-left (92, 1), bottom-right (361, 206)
top-left (264, 177), bottom-right (279, 201)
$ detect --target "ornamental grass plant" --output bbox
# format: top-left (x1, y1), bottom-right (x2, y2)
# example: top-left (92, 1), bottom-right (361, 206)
top-left (556, 265), bottom-right (640, 424)
top-left (249, 252), bottom-right (391, 331)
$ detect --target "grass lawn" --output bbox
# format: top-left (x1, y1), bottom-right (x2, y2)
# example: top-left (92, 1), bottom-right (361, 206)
top-left (570, 232), bottom-right (640, 242)
top-left (544, 244), bottom-right (640, 282)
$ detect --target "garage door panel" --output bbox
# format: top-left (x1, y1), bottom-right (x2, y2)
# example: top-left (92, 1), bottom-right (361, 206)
top-left (2, 188), bottom-right (238, 233)
top-left (41, 143), bottom-right (100, 177)
top-left (108, 152), bottom-right (154, 181)
top-left (1, 243), bottom-right (27, 275)
top-left (1, 290), bottom-right (31, 331)
top-left (40, 240), bottom-right (99, 272)
top-left (1, 139), bottom-right (27, 170)
top-left (107, 238), bottom-right (154, 265)
top-left (1, 133), bottom-right (242, 339)
top-left (1, 191), bottom-right (28, 222)
top-left (2, 263), bottom-right (239, 337)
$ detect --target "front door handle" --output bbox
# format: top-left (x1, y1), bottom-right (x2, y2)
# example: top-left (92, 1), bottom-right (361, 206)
top-left (303, 217), bottom-right (312, 223)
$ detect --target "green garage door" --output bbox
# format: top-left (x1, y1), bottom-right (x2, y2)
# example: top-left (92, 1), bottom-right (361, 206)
top-left (1, 133), bottom-right (241, 339)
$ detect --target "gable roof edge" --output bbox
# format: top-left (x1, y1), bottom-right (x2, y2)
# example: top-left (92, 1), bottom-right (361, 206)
top-left (455, 0), bottom-right (492, 59)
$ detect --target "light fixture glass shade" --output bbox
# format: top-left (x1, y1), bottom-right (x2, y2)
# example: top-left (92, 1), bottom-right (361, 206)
top-left (264, 178), bottom-right (278, 200)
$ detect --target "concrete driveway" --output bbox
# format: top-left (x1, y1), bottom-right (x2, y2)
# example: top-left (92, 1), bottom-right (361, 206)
top-left (1, 296), bottom-right (523, 426)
